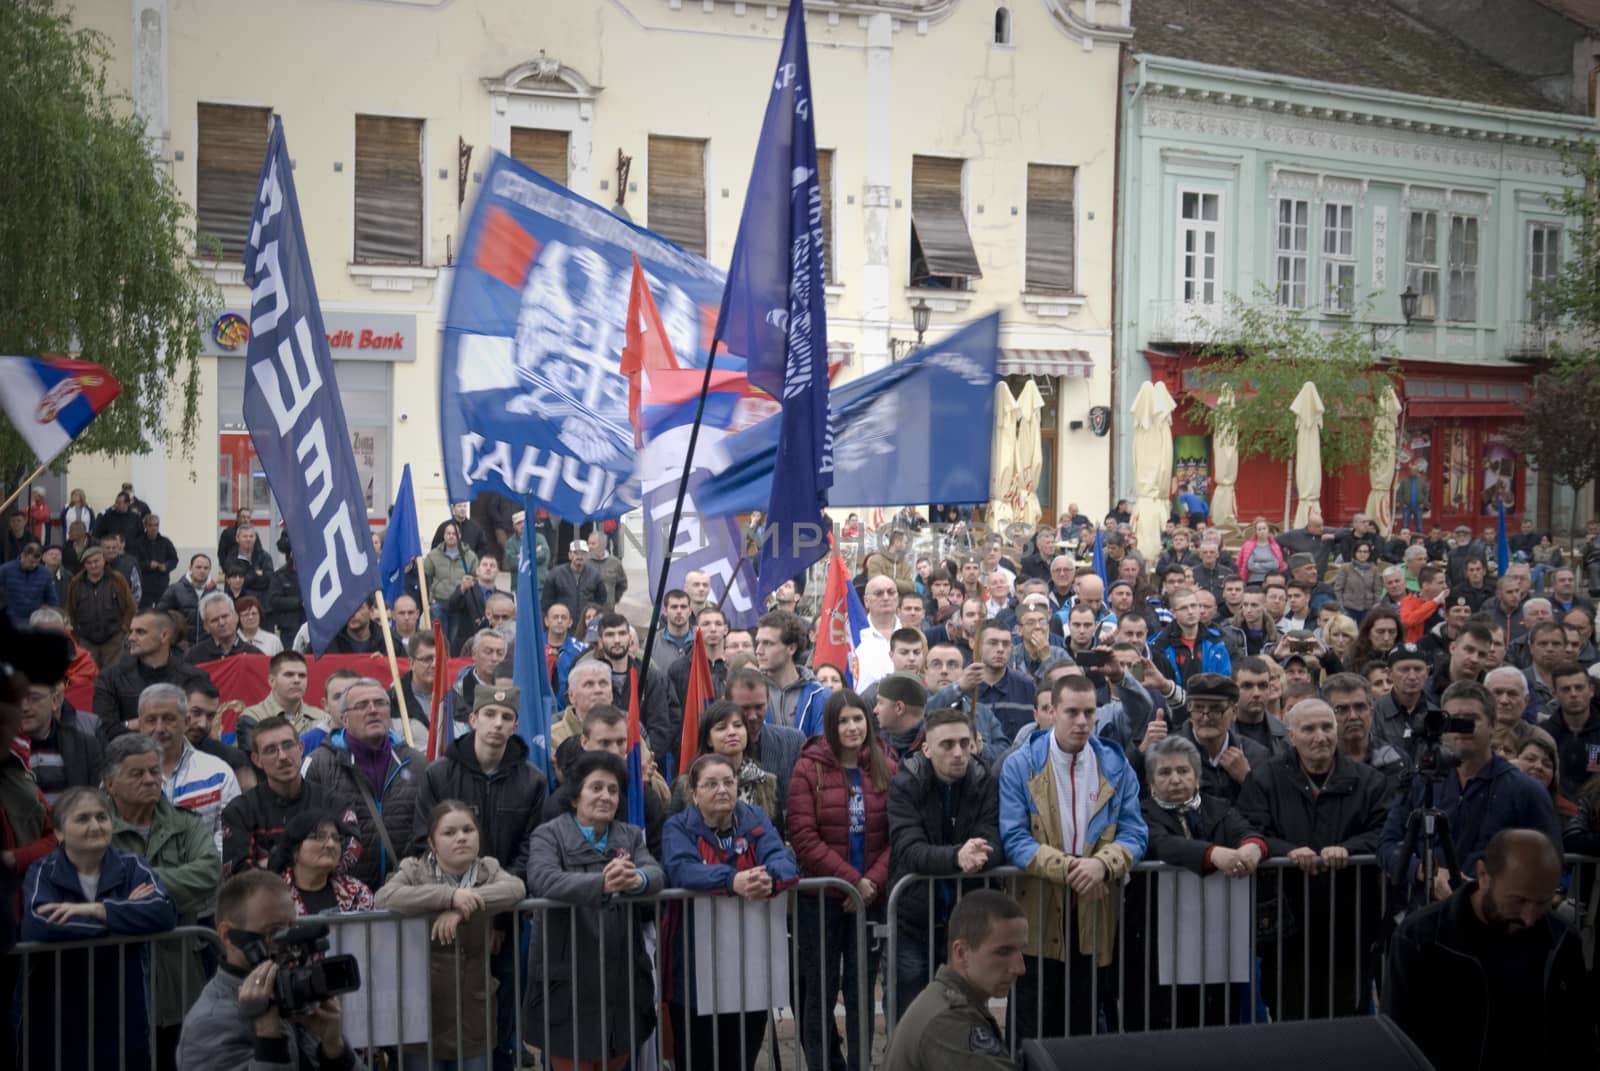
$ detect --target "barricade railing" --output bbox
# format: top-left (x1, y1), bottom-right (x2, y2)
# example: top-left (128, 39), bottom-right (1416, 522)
top-left (8, 857), bottom-right (1594, 1068)
top-left (883, 852), bottom-right (1600, 1053)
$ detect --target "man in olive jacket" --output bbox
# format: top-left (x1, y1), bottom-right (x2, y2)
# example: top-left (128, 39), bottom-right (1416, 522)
top-left (104, 732), bottom-right (222, 1059)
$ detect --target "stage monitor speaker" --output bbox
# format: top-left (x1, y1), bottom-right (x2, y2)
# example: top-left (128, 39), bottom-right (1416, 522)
top-left (1020, 1016), bottom-right (1433, 1071)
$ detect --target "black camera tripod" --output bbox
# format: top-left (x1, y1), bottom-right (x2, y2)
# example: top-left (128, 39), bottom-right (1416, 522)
top-left (1388, 773), bottom-right (1459, 911)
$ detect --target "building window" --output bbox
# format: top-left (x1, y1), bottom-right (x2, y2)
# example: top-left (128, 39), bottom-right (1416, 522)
top-left (1025, 163), bottom-right (1076, 292)
top-left (994, 6), bottom-right (1012, 44)
top-left (647, 135), bottom-right (707, 256)
top-left (910, 155), bottom-right (982, 287)
top-left (1321, 202), bottom-right (1356, 314)
top-left (196, 103), bottom-right (272, 262)
top-left (1178, 190), bottom-right (1221, 305)
top-left (1274, 198), bottom-right (1309, 308)
top-left (1447, 215), bottom-right (1479, 322)
top-left (1405, 209), bottom-right (1439, 321)
top-left (816, 148), bottom-right (835, 283)
top-left (1527, 222), bottom-right (1562, 320)
top-left (510, 127), bottom-right (569, 186)
top-left (353, 115), bottom-right (424, 265)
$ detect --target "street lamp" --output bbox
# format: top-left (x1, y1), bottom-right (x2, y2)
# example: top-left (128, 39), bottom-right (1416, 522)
top-left (912, 298), bottom-right (931, 347)
top-left (1372, 285), bottom-right (1422, 349)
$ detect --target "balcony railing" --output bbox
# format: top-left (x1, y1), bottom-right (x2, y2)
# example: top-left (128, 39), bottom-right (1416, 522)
top-left (1506, 319), bottom-right (1591, 360)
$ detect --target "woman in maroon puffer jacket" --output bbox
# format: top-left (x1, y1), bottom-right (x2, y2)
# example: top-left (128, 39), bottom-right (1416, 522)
top-left (786, 689), bottom-right (896, 1071)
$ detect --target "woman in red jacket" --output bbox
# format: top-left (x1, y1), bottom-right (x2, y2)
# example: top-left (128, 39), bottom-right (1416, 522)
top-left (786, 689), bottom-right (895, 1071)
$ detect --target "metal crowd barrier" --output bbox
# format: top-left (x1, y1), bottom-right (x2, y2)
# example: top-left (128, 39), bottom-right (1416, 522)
top-left (7, 859), bottom-right (1595, 1069)
top-left (884, 853), bottom-right (1600, 1056)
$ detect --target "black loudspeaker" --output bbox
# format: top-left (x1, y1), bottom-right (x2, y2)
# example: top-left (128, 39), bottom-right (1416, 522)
top-left (1020, 1016), bottom-right (1433, 1071)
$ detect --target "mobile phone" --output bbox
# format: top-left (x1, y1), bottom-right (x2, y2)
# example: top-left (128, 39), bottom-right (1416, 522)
top-left (1292, 639), bottom-right (1313, 652)
top-left (1073, 649), bottom-right (1108, 671)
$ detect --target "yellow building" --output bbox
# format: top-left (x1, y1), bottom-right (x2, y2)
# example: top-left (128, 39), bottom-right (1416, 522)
top-left (70, 0), bottom-right (1128, 553)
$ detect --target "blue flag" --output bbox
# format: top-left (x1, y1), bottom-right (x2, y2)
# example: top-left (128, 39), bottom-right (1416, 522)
top-left (697, 313), bottom-right (1001, 514)
top-left (378, 464), bottom-right (422, 603)
top-left (1091, 526), bottom-right (1108, 586)
top-left (513, 493), bottom-right (556, 782)
top-left (712, 1), bottom-right (833, 599)
top-left (242, 118), bottom-right (377, 654)
top-left (1496, 499), bottom-right (1510, 576)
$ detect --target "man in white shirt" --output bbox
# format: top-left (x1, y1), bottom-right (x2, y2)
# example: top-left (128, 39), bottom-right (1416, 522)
top-left (854, 574), bottom-right (901, 692)
top-left (136, 682), bottom-right (240, 852)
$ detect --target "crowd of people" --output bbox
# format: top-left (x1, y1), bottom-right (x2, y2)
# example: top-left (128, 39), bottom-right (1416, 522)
top-left (2, 488), bottom-right (1600, 1069)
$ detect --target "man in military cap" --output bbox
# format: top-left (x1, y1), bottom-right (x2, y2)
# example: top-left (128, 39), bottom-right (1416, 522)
top-left (884, 888), bottom-right (1026, 1071)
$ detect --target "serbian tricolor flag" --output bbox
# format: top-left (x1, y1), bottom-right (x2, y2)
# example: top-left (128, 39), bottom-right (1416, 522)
top-left (425, 617), bottom-right (451, 761)
top-left (0, 355), bottom-right (122, 465)
top-left (678, 628), bottom-right (715, 778)
top-left (813, 540), bottom-right (871, 688)
top-left (619, 256), bottom-right (683, 447)
top-left (625, 666), bottom-right (647, 827)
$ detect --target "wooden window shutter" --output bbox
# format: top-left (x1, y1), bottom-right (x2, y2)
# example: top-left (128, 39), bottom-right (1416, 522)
top-left (816, 148), bottom-right (835, 283)
top-left (1026, 164), bottom-right (1076, 292)
top-left (911, 155), bottom-right (981, 281)
top-left (647, 135), bottom-right (707, 256)
top-left (510, 127), bottom-right (569, 186)
top-left (196, 103), bottom-right (272, 262)
top-left (354, 115), bottom-right (424, 265)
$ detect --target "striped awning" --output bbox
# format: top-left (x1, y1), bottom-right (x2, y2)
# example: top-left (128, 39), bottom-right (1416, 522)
top-left (1000, 348), bottom-right (1094, 378)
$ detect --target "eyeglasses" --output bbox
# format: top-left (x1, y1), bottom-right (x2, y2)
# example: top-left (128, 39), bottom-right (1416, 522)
top-left (412, 655), bottom-right (436, 665)
top-left (345, 698), bottom-right (391, 712)
top-left (1189, 705), bottom-right (1230, 720)
top-left (1330, 702), bottom-right (1371, 716)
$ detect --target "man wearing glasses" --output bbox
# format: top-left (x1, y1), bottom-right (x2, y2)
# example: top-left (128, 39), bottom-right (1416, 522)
top-left (1323, 673), bottom-right (1406, 800)
top-left (1169, 673), bottom-right (1272, 805)
top-left (304, 678), bottom-right (423, 886)
top-left (219, 715), bottom-right (362, 878)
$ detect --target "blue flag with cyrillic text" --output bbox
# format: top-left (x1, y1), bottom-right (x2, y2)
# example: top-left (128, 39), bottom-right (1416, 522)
top-left (243, 118), bottom-right (377, 655)
top-left (712, 1), bottom-right (833, 599)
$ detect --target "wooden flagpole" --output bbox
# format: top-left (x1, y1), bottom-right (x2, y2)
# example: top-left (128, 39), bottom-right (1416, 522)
top-left (0, 463), bottom-right (49, 515)
top-left (373, 590), bottom-right (416, 749)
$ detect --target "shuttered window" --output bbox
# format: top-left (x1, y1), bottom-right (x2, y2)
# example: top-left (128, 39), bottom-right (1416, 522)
top-left (910, 155), bottom-right (981, 285)
top-left (1025, 164), bottom-right (1075, 292)
top-left (354, 115), bottom-right (424, 265)
top-left (510, 127), bottom-right (569, 186)
top-left (816, 148), bottom-right (836, 283)
top-left (197, 103), bottom-right (272, 262)
top-left (647, 135), bottom-right (707, 256)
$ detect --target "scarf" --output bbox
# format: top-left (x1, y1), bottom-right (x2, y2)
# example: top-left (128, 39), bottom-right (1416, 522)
top-left (1153, 791), bottom-right (1203, 814)
top-left (427, 851), bottom-right (480, 890)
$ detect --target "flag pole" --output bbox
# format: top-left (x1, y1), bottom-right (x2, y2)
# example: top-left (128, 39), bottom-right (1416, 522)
top-left (373, 590), bottom-right (416, 749)
top-left (639, 345), bottom-right (722, 689)
top-left (0, 462), bottom-right (49, 515)
top-left (415, 555), bottom-right (434, 630)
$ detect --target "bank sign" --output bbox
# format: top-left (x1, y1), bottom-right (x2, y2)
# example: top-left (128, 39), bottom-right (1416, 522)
top-left (202, 309), bottom-right (417, 361)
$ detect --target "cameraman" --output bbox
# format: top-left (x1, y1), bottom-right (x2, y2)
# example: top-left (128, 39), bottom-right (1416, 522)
top-left (177, 870), bottom-right (361, 1070)
top-left (1378, 681), bottom-right (1562, 906)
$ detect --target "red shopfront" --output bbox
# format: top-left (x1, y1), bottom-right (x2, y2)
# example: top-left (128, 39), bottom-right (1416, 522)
top-left (1144, 351), bottom-right (1532, 534)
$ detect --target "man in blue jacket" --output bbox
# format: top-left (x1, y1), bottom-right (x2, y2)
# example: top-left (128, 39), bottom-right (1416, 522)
top-left (1379, 680), bottom-right (1562, 906)
top-left (0, 542), bottom-right (57, 627)
top-left (999, 673), bottom-right (1147, 1038)
top-left (1149, 586), bottom-right (1233, 696)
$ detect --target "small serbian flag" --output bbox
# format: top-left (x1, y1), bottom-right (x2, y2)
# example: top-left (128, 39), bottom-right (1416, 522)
top-left (0, 355), bottom-right (122, 465)
top-left (625, 666), bottom-right (647, 828)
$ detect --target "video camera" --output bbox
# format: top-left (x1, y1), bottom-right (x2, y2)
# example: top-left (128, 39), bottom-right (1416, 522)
top-left (236, 920), bottom-right (361, 1015)
top-left (1411, 708), bottom-right (1477, 781)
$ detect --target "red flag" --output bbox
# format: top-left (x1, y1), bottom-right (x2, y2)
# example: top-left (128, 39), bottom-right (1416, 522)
top-left (619, 255), bottom-right (681, 447)
top-left (812, 543), bottom-right (858, 685)
top-left (626, 667), bottom-right (646, 826)
top-left (426, 618), bottom-right (451, 761)
top-left (679, 628), bottom-right (714, 773)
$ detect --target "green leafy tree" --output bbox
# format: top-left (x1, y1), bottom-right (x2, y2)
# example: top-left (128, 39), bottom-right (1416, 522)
top-left (1514, 144), bottom-right (1600, 531)
top-left (0, 0), bottom-right (216, 482)
top-left (1185, 289), bottom-right (1397, 527)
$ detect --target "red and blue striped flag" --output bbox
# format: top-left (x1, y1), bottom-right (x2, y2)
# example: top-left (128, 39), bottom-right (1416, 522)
top-left (625, 666), bottom-right (646, 827)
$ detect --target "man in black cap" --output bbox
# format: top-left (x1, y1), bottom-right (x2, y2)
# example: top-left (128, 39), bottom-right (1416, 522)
top-left (1446, 523), bottom-right (1488, 588)
top-left (1418, 591), bottom-right (1475, 667)
top-left (1373, 643), bottom-right (1433, 759)
top-left (876, 672), bottom-right (932, 764)
top-left (1168, 673), bottom-right (1270, 804)
top-left (1286, 553), bottom-right (1336, 604)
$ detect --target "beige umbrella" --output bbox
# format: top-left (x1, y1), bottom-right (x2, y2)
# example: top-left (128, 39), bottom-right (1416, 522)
top-left (1131, 380), bottom-right (1177, 562)
top-left (1363, 385), bottom-right (1402, 536)
top-left (1209, 384), bottom-right (1240, 530)
top-left (1011, 378), bottom-right (1046, 527)
top-left (1290, 381), bottom-right (1326, 529)
top-left (988, 381), bottom-right (1020, 530)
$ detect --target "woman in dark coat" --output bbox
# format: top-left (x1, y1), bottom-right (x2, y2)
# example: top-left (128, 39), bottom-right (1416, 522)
top-left (525, 750), bottom-right (662, 1071)
top-left (1122, 736), bottom-right (1268, 1031)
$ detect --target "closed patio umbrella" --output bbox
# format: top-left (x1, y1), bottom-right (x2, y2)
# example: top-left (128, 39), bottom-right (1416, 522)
top-left (1364, 385), bottom-right (1402, 536)
top-left (1290, 381), bottom-right (1326, 529)
top-left (1011, 379), bottom-right (1045, 527)
top-left (1210, 384), bottom-right (1239, 530)
top-left (988, 381), bottom-right (1020, 529)
top-left (1131, 380), bottom-right (1177, 562)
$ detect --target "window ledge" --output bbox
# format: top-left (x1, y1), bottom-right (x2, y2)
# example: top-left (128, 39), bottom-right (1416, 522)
top-left (347, 264), bottom-right (439, 292)
top-left (195, 261), bottom-right (248, 288)
top-left (1020, 291), bottom-right (1086, 318)
top-left (904, 286), bottom-right (976, 314)
top-left (825, 283), bottom-right (845, 308)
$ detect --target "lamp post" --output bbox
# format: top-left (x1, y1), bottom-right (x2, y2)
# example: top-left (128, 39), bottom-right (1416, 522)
top-left (912, 297), bottom-right (931, 347)
top-left (1372, 285), bottom-right (1421, 349)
